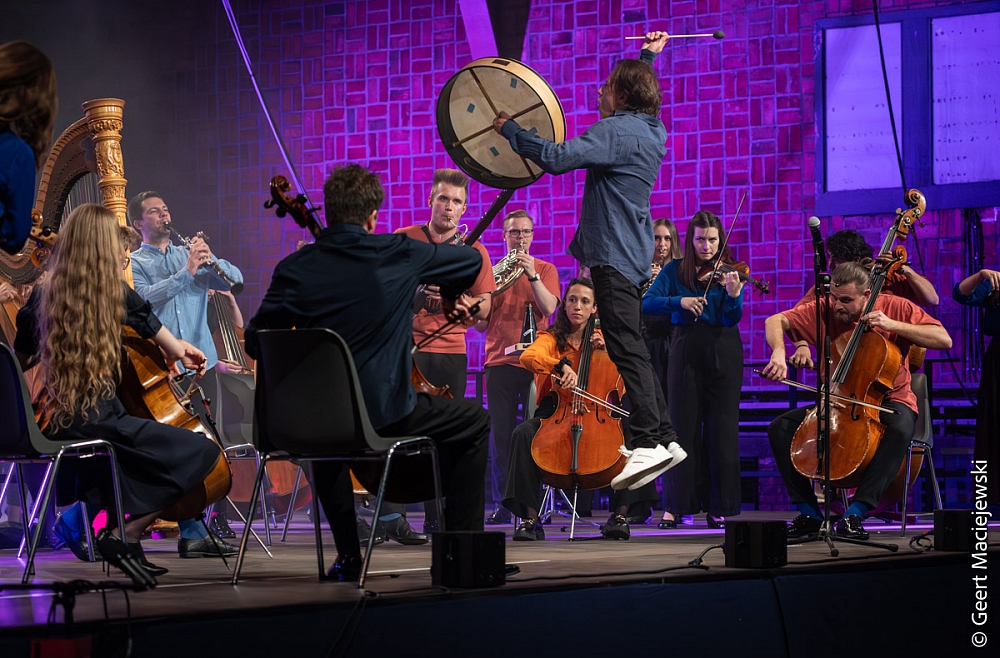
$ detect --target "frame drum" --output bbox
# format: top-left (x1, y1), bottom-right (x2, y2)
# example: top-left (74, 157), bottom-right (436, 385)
top-left (437, 58), bottom-right (565, 189)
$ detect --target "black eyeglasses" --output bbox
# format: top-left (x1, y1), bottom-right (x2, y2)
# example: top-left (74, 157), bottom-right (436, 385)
top-left (506, 229), bottom-right (534, 237)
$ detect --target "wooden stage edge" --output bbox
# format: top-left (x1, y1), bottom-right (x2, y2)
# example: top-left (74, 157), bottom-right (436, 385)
top-left (1, 510), bottom-right (997, 657)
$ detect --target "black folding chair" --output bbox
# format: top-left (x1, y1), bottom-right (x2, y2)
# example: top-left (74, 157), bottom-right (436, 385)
top-left (230, 328), bottom-right (444, 588)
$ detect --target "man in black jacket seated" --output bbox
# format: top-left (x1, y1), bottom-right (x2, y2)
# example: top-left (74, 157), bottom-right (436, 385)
top-left (245, 164), bottom-right (490, 580)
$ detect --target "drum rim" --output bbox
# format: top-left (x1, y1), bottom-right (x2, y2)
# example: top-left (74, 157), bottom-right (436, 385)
top-left (436, 57), bottom-right (566, 189)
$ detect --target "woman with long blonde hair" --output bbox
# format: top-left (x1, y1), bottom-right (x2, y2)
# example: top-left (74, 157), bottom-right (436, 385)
top-left (14, 204), bottom-right (219, 587)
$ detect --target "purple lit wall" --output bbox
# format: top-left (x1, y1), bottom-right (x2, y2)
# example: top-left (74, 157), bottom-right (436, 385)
top-left (2, 0), bottom-right (996, 393)
top-left (184, 0), bottom-right (995, 391)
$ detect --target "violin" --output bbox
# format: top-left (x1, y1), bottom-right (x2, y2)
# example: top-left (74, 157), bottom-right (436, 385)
top-left (530, 317), bottom-right (628, 491)
top-left (696, 257), bottom-right (770, 295)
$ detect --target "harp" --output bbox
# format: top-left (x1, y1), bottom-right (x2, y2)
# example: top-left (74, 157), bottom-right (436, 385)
top-left (0, 98), bottom-right (126, 349)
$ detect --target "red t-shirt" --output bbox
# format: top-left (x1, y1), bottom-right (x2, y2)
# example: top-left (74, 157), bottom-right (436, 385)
top-left (780, 295), bottom-right (943, 413)
top-left (395, 224), bottom-right (496, 354)
top-left (484, 258), bottom-right (560, 367)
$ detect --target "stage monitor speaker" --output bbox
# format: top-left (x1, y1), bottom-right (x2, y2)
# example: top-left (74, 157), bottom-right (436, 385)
top-left (724, 520), bottom-right (787, 568)
top-left (431, 531), bottom-right (505, 588)
top-left (934, 509), bottom-right (974, 552)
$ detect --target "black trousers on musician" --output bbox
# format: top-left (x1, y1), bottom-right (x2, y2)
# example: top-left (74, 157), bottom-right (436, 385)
top-left (501, 401), bottom-right (651, 520)
top-left (768, 401), bottom-right (916, 510)
top-left (485, 364), bottom-right (534, 505)
top-left (590, 266), bottom-right (675, 450)
top-left (666, 324), bottom-right (744, 517)
top-left (312, 393), bottom-right (489, 559)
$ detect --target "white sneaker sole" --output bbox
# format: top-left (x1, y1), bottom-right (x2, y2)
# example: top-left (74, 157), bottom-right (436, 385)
top-left (627, 444), bottom-right (688, 490)
top-left (611, 453), bottom-right (673, 491)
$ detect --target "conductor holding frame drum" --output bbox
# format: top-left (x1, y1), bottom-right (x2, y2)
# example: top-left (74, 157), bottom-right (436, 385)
top-left (493, 32), bottom-right (686, 491)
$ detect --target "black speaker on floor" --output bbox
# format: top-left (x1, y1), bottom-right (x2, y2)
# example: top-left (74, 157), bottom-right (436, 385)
top-left (934, 509), bottom-right (974, 551)
top-left (431, 531), bottom-right (506, 588)
top-left (724, 520), bottom-right (787, 568)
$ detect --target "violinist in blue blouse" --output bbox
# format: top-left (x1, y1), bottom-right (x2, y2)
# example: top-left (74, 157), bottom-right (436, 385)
top-left (642, 211), bottom-right (746, 529)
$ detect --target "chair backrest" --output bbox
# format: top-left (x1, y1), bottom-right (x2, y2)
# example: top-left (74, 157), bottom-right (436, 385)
top-left (253, 328), bottom-right (380, 457)
top-left (909, 372), bottom-right (933, 447)
top-left (0, 341), bottom-right (43, 458)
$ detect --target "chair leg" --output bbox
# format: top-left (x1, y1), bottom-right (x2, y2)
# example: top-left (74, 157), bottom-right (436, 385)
top-left (281, 466), bottom-right (304, 542)
top-left (231, 457), bottom-right (270, 585)
top-left (104, 443), bottom-right (129, 552)
top-left (0, 464), bottom-right (14, 511)
top-left (427, 441), bottom-right (445, 533)
top-left (927, 450), bottom-right (943, 510)
top-left (308, 462), bottom-right (325, 580)
top-left (255, 451), bottom-right (272, 546)
top-left (21, 461), bottom-right (55, 584)
top-left (359, 452), bottom-right (397, 589)
top-left (901, 443), bottom-right (915, 537)
top-left (224, 495), bottom-right (273, 558)
top-left (15, 464), bottom-right (30, 558)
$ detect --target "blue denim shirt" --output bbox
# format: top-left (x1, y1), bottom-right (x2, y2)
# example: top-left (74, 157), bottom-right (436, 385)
top-left (499, 108), bottom-right (666, 288)
top-left (643, 260), bottom-right (744, 327)
top-left (131, 242), bottom-right (244, 369)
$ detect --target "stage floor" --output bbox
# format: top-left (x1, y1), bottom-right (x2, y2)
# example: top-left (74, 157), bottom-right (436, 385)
top-left (2, 510), bottom-right (993, 630)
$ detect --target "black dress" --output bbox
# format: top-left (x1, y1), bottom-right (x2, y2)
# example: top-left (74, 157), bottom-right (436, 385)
top-left (15, 284), bottom-right (219, 516)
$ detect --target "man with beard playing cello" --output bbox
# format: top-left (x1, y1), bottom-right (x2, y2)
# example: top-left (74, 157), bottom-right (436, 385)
top-left (762, 262), bottom-right (951, 540)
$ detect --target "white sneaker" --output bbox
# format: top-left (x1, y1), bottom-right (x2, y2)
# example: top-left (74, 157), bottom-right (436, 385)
top-left (610, 444), bottom-right (672, 491)
top-left (627, 441), bottom-right (688, 490)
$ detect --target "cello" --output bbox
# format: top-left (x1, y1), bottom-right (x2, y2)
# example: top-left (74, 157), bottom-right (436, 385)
top-left (788, 194), bottom-right (922, 491)
top-left (530, 316), bottom-right (628, 492)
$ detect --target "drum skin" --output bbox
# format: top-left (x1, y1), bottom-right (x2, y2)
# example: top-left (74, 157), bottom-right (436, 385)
top-left (437, 57), bottom-right (566, 189)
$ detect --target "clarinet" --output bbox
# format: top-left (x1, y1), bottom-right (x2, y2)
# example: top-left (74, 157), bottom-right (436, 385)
top-left (165, 223), bottom-right (243, 294)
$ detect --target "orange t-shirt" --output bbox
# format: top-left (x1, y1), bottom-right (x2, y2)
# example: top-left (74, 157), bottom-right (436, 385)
top-left (780, 295), bottom-right (943, 413)
top-left (484, 258), bottom-right (560, 367)
top-left (395, 224), bottom-right (496, 354)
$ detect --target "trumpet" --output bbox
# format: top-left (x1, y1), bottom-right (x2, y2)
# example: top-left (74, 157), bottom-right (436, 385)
top-left (165, 223), bottom-right (243, 294)
top-left (493, 239), bottom-right (526, 295)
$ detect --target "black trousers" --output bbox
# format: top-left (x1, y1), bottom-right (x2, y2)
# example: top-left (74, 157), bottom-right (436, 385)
top-left (590, 266), bottom-right (674, 449)
top-left (768, 401), bottom-right (916, 510)
top-left (646, 333), bottom-right (675, 515)
top-left (413, 352), bottom-right (468, 398)
top-left (501, 403), bottom-right (651, 520)
top-left (312, 393), bottom-right (489, 559)
top-left (666, 323), bottom-right (744, 517)
top-left (485, 364), bottom-right (534, 504)
top-left (975, 336), bottom-right (999, 504)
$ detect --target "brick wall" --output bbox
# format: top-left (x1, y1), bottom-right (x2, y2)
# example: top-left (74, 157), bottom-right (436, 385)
top-left (183, 0), bottom-right (997, 392)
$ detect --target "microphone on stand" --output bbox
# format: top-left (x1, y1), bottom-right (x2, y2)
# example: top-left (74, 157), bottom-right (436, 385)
top-left (807, 216), bottom-right (828, 273)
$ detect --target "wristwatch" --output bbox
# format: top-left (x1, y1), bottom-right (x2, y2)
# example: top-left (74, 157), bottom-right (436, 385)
top-left (528, 274), bottom-right (540, 282)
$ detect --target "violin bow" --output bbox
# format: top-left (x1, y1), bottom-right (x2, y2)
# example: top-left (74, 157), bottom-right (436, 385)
top-left (410, 296), bottom-right (486, 355)
top-left (697, 190), bottom-right (748, 315)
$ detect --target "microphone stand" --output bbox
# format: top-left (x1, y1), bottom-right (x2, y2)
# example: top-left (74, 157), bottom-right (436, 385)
top-left (791, 245), bottom-right (897, 555)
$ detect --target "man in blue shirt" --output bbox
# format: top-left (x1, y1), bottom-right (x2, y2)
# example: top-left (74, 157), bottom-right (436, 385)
top-left (493, 31), bottom-right (685, 491)
top-left (245, 163), bottom-right (490, 581)
top-left (129, 190), bottom-right (243, 558)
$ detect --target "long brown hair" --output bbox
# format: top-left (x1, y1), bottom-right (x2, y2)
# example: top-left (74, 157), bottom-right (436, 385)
top-left (607, 59), bottom-right (661, 118)
top-left (0, 41), bottom-right (57, 169)
top-left (653, 218), bottom-right (682, 262)
top-left (39, 204), bottom-right (125, 429)
top-left (677, 211), bottom-right (730, 291)
top-left (546, 277), bottom-right (595, 352)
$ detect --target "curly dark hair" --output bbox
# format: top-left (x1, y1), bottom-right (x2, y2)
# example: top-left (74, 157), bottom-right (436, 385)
top-left (827, 230), bottom-right (873, 265)
top-left (323, 164), bottom-right (385, 226)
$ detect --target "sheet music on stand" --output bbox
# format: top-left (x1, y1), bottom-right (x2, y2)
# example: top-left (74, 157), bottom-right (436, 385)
top-left (504, 342), bottom-right (531, 356)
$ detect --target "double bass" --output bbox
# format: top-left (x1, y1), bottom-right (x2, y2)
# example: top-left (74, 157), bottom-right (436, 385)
top-left (530, 317), bottom-right (628, 492)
